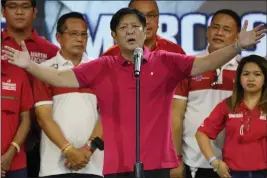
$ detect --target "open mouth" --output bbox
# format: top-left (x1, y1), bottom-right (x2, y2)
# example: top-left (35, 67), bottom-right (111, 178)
top-left (127, 38), bottom-right (136, 43)
top-left (213, 38), bottom-right (224, 43)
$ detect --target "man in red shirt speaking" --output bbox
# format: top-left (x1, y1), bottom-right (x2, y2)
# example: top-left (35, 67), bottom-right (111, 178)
top-left (2, 7), bottom-right (266, 178)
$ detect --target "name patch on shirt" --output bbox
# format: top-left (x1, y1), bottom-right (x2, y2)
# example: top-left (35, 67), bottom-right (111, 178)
top-left (228, 113), bottom-right (243, 118)
top-left (2, 80), bottom-right (16, 91)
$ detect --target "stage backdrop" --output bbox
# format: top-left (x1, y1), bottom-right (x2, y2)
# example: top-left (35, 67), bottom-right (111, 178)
top-left (1, 0), bottom-right (266, 59)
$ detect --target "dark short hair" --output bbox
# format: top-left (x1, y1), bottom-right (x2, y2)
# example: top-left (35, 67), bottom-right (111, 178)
top-left (110, 7), bottom-right (146, 33)
top-left (211, 9), bottom-right (241, 32)
top-left (56, 12), bottom-right (87, 33)
top-left (128, 0), bottom-right (159, 13)
top-left (1, 0), bottom-right (36, 8)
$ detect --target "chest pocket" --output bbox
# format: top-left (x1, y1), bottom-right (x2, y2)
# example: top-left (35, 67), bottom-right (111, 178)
top-left (1, 95), bottom-right (19, 115)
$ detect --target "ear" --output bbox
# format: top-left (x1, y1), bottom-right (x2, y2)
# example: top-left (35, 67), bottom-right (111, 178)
top-left (111, 31), bottom-right (118, 44)
top-left (143, 27), bottom-right (147, 40)
top-left (2, 8), bottom-right (6, 18)
top-left (56, 32), bottom-right (61, 44)
top-left (33, 7), bottom-right (37, 20)
top-left (206, 26), bottom-right (211, 39)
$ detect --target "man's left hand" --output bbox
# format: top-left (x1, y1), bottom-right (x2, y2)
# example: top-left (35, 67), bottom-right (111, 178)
top-left (238, 20), bottom-right (266, 49)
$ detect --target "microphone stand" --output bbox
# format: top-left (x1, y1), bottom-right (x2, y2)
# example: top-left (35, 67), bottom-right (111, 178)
top-left (134, 73), bottom-right (144, 178)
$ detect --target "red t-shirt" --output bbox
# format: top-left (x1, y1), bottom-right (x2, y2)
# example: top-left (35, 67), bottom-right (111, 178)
top-left (102, 35), bottom-right (185, 56)
top-left (1, 60), bottom-right (34, 171)
top-left (198, 99), bottom-right (267, 171)
top-left (72, 47), bottom-right (195, 175)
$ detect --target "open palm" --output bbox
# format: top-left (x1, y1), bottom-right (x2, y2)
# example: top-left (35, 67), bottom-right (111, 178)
top-left (2, 41), bottom-right (31, 69)
top-left (238, 20), bottom-right (266, 49)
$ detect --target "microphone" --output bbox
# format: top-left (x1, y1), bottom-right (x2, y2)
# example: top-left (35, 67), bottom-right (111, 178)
top-left (134, 47), bottom-right (143, 77)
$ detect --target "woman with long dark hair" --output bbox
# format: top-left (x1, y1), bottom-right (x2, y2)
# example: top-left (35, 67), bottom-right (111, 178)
top-left (195, 55), bottom-right (267, 178)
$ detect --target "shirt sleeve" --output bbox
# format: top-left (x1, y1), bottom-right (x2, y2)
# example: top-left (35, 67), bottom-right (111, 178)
top-left (32, 77), bottom-right (53, 107)
top-left (20, 70), bottom-right (34, 112)
top-left (162, 51), bottom-right (195, 82)
top-left (197, 99), bottom-right (229, 140)
top-left (72, 57), bottom-right (106, 88)
top-left (174, 79), bottom-right (189, 100)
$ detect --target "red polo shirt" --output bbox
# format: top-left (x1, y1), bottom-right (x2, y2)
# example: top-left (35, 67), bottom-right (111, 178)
top-left (198, 99), bottom-right (267, 171)
top-left (1, 29), bottom-right (58, 64)
top-left (1, 60), bottom-right (34, 171)
top-left (102, 35), bottom-right (185, 56)
top-left (72, 47), bottom-right (195, 175)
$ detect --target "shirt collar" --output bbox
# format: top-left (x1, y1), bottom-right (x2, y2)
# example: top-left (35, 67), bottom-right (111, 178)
top-left (2, 29), bottom-right (38, 42)
top-left (55, 51), bottom-right (88, 66)
top-left (118, 47), bottom-right (150, 66)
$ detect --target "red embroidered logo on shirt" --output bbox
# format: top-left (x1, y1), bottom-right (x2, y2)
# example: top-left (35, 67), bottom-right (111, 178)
top-left (2, 79), bottom-right (16, 91)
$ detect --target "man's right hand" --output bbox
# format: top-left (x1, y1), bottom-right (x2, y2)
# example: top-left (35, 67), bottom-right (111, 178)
top-left (2, 41), bottom-right (31, 69)
top-left (64, 147), bottom-right (92, 171)
top-left (170, 161), bottom-right (185, 178)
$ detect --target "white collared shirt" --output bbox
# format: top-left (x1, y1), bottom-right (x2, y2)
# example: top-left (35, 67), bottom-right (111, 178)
top-left (35, 52), bottom-right (103, 177)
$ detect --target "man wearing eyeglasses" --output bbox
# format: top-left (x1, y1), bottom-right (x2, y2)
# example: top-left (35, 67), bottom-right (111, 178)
top-left (1, 0), bottom-right (59, 177)
top-left (102, 0), bottom-right (185, 56)
top-left (32, 12), bottom-right (103, 178)
top-left (171, 9), bottom-right (241, 178)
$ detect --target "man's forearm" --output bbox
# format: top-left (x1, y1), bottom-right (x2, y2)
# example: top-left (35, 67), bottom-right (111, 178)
top-left (172, 118), bottom-right (183, 155)
top-left (26, 61), bottom-right (79, 88)
top-left (192, 43), bottom-right (239, 76)
top-left (37, 116), bottom-right (70, 150)
top-left (89, 119), bottom-right (103, 140)
top-left (11, 111), bottom-right (31, 147)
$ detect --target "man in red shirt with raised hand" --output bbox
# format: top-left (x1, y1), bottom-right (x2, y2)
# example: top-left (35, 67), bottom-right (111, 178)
top-left (2, 7), bottom-right (266, 178)
top-left (1, 60), bottom-right (33, 178)
top-left (102, 0), bottom-right (185, 56)
top-left (1, 0), bottom-right (59, 177)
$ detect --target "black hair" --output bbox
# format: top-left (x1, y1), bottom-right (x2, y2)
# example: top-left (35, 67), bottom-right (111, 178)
top-left (128, 0), bottom-right (159, 13)
top-left (211, 9), bottom-right (241, 32)
top-left (1, 0), bottom-right (36, 8)
top-left (110, 7), bottom-right (146, 33)
top-left (56, 12), bottom-right (87, 33)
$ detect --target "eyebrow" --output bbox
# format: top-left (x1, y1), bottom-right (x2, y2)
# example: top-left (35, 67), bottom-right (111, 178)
top-left (211, 23), bottom-right (231, 29)
top-left (242, 70), bottom-right (262, 73)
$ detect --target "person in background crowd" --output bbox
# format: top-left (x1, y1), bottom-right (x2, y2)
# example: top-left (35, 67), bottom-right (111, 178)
top-left (1, 60), bottom-right (33, 178)
top-left (171, 9), bottom-right (241, 178)
top-left (102, 0), bottom-right (185, 55)
top-left (33, 12), bottom-right (103, 178)
top-left (2, 7), bottom-right (266, 178)
top-left (1, 0), bottom-right (59, 177)
top-left (196, 55), bottom-right (267, 178)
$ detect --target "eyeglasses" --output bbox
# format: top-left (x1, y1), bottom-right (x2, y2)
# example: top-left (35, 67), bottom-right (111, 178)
top-left (211, 68), bottom-right (221, 89)
top-left (62, 31), bottom-right (89, 39)
top-left (5, 3), bottom-right (33, 12)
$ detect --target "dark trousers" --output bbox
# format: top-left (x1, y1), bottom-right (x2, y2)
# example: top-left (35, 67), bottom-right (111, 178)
top-left (185, 164), bottom-right (219, 178)
top-left (43, 173), bottom-right (103, 178)
top-left (5, 168), bottom-right (27, 178)
top-left (104, 168), bottom-right (170, 178)
top-left (27, 143), bottom-right (40, 177)
top-left (231, 170), bottom-right (267, 178)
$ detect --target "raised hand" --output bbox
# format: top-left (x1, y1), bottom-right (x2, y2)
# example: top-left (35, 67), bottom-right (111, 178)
top-left (2, 41), bottom-right (31, 69)
top-left (237, 20), bottom-right (266, 49)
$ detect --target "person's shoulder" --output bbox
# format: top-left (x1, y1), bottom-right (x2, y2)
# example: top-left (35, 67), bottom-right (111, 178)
top-left (36, 36), bottom-right (59, 51)
top-left (102, 45), bottom-right (120, 56)
top-left (40, 55), bottom-right (58, 66)
top-left (157, 36), bottom-right (185, 54)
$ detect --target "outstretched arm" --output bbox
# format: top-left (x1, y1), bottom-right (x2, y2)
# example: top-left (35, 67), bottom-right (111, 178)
top-left (191, 21), bottom-right (266, 76)
top-left (3, 41), bottom-right (79, 88)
